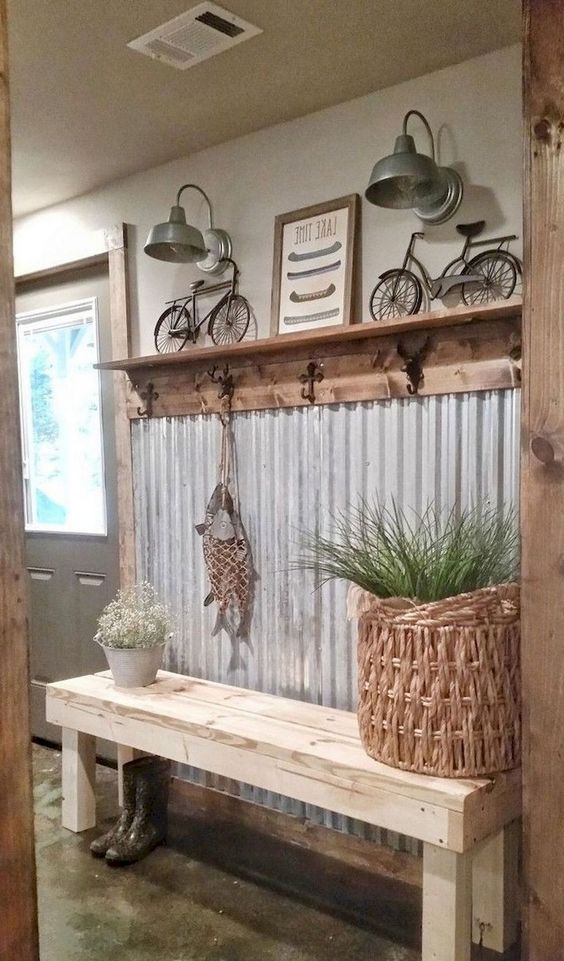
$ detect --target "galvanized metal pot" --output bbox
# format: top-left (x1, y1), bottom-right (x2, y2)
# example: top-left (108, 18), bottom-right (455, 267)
top-left (99, 642), bottom-right (166, 688)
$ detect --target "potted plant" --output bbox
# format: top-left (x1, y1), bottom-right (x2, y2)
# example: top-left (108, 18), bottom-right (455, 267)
top-left (95, 582), bottom-right (172, 688)
top-left (298, 501), bottom-right (520, 778)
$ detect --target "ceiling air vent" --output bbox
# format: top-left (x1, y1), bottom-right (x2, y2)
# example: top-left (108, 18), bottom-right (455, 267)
top-left (127, 2), bottom-right (262, 70)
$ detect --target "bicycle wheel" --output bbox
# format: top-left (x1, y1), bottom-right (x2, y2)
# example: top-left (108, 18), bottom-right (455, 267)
top-left (209, 294), bottom-right (250, 345)
top-left (369, 270), bottom-right (422, 321)
top-left (154, 304), bottom-right (190, 353)
top-left (462, 251), bottom-right (517, 305)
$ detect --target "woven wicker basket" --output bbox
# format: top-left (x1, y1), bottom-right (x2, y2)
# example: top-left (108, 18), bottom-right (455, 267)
top-left (350, 583), bottom-right (520, 778)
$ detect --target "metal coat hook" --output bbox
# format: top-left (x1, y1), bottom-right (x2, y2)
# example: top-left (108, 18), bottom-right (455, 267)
top-left (137, 381), bottom-right (159, 417)
top-left (509, 338), bottom-right (522, 385)
top-left (299, 361), bottom-right (324, 404)
top-left (208, 364), bottom-right (235, 404)
top-left (397, 337), bottom-right (432, 395)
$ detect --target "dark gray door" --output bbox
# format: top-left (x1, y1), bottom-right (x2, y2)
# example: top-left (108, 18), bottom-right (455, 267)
top-left (16, 263), bottom-right (119, 743)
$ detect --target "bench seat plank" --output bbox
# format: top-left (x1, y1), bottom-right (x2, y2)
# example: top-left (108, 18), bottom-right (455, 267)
top-left (45, 671), bottom-right (521, 853)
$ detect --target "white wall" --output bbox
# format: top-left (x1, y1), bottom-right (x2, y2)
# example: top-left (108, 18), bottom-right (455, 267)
top-left (14, 44), bottom-right (521, 357)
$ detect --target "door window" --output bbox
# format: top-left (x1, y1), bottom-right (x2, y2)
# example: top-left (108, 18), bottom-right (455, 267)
top-left (16, 299), bottom-right (107, 535)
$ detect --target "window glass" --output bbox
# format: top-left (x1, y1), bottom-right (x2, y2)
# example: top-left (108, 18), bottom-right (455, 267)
top-left (16, 299), bottom-right (106, 534)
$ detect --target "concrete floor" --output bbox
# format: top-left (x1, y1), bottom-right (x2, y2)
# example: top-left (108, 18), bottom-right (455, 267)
top-left (33, 743), bottom-right (420, 961)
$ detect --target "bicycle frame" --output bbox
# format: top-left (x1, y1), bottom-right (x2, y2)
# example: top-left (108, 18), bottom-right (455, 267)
top-left (166, 259), bottom-right (239, 339)
top-left (400, 230), bottom-right (518, 299)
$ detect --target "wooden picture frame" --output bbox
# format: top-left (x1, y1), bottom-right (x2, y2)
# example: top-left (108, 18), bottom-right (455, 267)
top-left (270, 193), bottom-right (359, 335)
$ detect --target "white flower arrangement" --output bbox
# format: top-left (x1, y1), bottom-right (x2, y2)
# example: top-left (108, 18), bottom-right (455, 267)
top-left (95, 582), bottom-right (172, 650)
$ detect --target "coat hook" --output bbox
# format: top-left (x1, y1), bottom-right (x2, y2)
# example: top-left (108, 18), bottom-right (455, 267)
top-left (299, 361), bottom-right (324, 404)
top-left (397, 337), bottom-right (432, 395)
top-left (137, 381), bottom-right (159, 417)
top-left (208, 364), bottom-right (235, 404)
top-left (509, 338), bottom-right (522, 385)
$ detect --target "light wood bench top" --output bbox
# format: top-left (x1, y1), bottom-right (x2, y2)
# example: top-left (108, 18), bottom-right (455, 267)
top-left (46, 670), bottom-right (521, 854)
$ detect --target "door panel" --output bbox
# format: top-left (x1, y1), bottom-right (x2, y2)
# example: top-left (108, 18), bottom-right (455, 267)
top-left (16, 263), bottom-right (119, 747)
top-left (27, 567), bottom-right (57, 683)
top-left (75, 571), bottom-right (112, 676)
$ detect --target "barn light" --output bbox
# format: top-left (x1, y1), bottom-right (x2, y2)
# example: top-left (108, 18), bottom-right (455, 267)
top-left (365, 110), bottom-right (463, 225)
top-left (144, 183), bottom-right (232, 274)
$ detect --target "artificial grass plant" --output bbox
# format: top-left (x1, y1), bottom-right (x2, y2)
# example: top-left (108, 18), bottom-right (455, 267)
top-left (296, 501), bottom-right (519, 603)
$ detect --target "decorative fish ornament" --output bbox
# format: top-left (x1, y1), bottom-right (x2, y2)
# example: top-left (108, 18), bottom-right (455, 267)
top-left (195, 481), bottom-right (252, 671)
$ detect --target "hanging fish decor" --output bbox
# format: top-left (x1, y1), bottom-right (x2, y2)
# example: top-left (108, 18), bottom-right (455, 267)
top-left (196, 414), bottom-right (253, 671)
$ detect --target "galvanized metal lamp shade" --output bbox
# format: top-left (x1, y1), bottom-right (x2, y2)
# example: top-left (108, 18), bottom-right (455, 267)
top-left (145, 205), bottom-right (207, 263)
top-left (365, 134), bottom-right (444, 208)
top-left (144, 183), bottom-right (232, 274)
top-left (365, 111), bottom-right (463, 225)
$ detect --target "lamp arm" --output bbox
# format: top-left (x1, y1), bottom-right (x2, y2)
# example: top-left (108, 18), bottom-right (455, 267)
top-left (175, 184), bottom-right (213, 228)
top-left (403, 110), bottom-right (435, 162)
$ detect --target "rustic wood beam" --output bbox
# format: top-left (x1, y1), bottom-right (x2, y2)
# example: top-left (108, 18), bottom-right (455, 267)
top-left (106, 224), bottom-right (136, 588)
top-left (0, 0), bottom-right (39, 956)
top-left (522, 2), bottom-right (564, 958)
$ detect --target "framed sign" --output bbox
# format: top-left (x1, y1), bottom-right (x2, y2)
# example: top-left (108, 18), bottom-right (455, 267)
top-left (270, 194), bottom-right (359, 335)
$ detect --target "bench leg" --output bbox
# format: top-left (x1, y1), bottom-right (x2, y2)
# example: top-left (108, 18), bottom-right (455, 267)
top-left (61, 728), bottom-right (96, 832)
top-left (472, 821), bottom-right (520, 953)
top-left (422, 843), bottom-right (472, 961)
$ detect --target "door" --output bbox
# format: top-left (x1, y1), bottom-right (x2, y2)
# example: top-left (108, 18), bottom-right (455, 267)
top-left (16, 262), bottom-right (119, 743)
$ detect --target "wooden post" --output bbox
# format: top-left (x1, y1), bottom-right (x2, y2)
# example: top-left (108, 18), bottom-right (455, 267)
top-left (0, 1), bottom-right (39, 956)
top-left (106, 224), bottom-right (136, 589)
top-left (522, 3), bottom-right (564, 959)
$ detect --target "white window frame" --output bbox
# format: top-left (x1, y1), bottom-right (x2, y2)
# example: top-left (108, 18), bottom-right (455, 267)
top-left (16, 297), bottom-right (108, 536)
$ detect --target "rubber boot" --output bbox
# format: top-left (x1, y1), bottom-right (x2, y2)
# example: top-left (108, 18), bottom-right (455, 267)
top-left (105, 757), bottom-right (170, 865)
top-left (89, 756), bottom-right (143, 857)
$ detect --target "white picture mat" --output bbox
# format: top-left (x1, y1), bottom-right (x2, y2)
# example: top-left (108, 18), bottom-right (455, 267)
top-left (277, 205), bottom-right (350, 333)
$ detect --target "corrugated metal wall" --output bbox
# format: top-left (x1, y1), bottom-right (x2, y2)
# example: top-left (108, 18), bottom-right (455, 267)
top-left (132, 390), bottom-right (520, 853)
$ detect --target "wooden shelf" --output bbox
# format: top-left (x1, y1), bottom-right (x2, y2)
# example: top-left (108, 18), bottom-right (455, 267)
top-left (98, 297), bottom-right (522, 419)
top-left (97, 297), bottom-right (522, 374)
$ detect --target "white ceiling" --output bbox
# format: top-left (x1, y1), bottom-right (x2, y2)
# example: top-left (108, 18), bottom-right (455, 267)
top-left (8, 0), bottom-right (520, 217)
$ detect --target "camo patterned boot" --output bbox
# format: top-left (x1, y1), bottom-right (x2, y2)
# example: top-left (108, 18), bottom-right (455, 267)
top-left (90, 756), bottom-right (140, 857)
top-left (105, 757), bottom-right (170, 865)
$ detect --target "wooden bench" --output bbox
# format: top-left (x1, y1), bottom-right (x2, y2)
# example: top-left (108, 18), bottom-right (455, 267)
top-left (45, 671), bottom-right (521, 961)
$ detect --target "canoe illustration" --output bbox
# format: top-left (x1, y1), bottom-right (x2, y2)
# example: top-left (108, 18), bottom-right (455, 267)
top-left (283, 308), bottom-right (340, 326)
top-left (289, 283), bottom-right (336, 303)
top-left (287, 241), bottom-right (342, 262)
top-left (287, 259), bottom-right (341, 279)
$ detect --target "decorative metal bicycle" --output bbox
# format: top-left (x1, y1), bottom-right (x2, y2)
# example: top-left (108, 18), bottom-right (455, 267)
top-left (154, 258), bottom-right (250, 352)
top-left (369, 220), bottom-right (521, 321)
